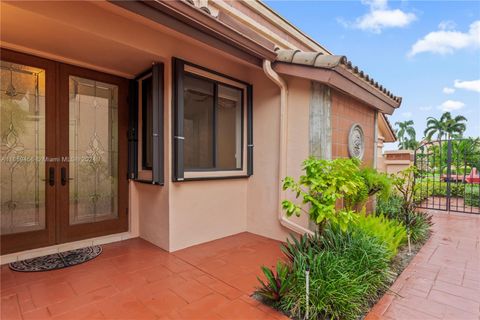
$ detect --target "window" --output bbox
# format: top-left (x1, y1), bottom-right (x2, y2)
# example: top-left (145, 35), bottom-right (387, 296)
top-left (173, 58), bottom-right (253, 181)
top-left (128, 63), bottom-right (164, 184)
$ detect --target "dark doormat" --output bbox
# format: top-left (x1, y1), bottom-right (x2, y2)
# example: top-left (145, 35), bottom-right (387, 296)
top-left (9, 246), bottom-right (102, 272)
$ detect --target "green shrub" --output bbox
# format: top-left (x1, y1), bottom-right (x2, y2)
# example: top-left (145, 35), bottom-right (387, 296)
top-left (407, 211), bottom-right (433, 243)
top-left (281, 232), bottom-right (321, 263)
top-left (279, 225), bottom-right (392, 320)
top-left (344, 167), bottom-right (392, 210)
top-left (321, 225), bottom-right (392, 300)
top-left (353, 212), bottom-right (407, 258)
top-left (282, 157), bottom-right (364, 234)
top-left (415, 180), bottom-right (480, 208)
top-left (464, 188), bottom-right (480, 207)
top-left (376, 194), bottom-right (403, 221)
top-left (359, 167), bottom-right (392, 200)
top-left (377, 195), bottom-right (432, 244)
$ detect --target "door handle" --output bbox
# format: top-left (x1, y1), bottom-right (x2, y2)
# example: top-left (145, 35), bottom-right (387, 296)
top-left (49, 167), bottom-right (55, 186)
top-left (61, 167), bottom-right (68, 186)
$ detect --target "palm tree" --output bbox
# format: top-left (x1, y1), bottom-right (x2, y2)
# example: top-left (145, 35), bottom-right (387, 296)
top-left (395, 120), bottom-right (417, 150)
top-left (424, 116), bottom-right (444, 141)
top-left (424, 112), bottom-right (467, 141)
top-left (442, 112), bottom-right (467, 139)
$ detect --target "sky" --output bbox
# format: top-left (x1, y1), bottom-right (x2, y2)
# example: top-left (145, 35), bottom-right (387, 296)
top-left (265, 0), bottom-right (480, 149)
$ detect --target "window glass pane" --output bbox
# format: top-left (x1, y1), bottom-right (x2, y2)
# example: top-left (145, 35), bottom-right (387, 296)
top-left (142, 76), bottom-right (153, 170)
top-left (184, 75), bottom-right (214, 169)
top-left (217, 85), bottom-right (242, 170)
top-left (1, 61), bottom-right (46, 235)
top-left (68, 76), bottom-right (118, 225)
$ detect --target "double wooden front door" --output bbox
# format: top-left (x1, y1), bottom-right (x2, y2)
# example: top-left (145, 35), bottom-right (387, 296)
top-left (1, 49), bottom-right (128, 255)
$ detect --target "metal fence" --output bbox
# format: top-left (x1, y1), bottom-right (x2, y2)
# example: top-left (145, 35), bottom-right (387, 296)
top-left (414, 138), bottom-right (480, 214)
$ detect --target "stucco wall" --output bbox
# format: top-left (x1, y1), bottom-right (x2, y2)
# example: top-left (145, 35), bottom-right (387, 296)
top-left (247, 75), bottom-right (312, 242)
top-left (132, 182), bottom-right (170, 249)
top-left (245, 70), bottom-right (284, 240)
top-left (331, 90), bottom-right (376, 167)
top-left (2, 1), bottom-right (383, 253)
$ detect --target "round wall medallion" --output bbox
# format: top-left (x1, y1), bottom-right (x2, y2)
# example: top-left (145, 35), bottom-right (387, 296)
top-left (348, 124), bottom-right (365, 160)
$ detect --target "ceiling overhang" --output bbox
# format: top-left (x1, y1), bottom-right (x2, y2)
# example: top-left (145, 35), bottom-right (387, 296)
top-left (111, 0), bottom-right (277, 67)
top-left (273, 62), bottom-right (399, 114)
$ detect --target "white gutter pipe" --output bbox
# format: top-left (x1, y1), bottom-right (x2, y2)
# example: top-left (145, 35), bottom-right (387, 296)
top-left (262, 60), bottom-right (314, 236)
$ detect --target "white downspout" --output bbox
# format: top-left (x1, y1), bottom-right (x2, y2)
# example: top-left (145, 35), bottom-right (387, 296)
top-left (262, 60), bottom-right (313, 235)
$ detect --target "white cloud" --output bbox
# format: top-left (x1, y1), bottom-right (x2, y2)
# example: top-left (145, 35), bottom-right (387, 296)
top-left (454, 79), bottom-right (480, 92)
top-left (408, 20), bottom-right (480, 57)
top-left (356, 10), bottom-right (417, 33)
top-left (401, 111), bottom-right (413, 118)
top-left (419, 106), bottom-right (433, 111)
top-left (443, 87), bottom-right (455, 94)
top-left (361, 0), bottom-right (388, 10)
top-left (438, 100), bottom-right (465, 112)
top-left (340, 0), bottom-right (416, 33)
top-left (438, 20), bottom-right (456, 31)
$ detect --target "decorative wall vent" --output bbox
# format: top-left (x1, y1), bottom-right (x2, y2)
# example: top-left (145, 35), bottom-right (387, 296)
top-left (348, 124), bottom-right (365, 160)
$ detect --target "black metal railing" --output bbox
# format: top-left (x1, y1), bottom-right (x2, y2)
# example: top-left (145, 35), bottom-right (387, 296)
top-left (414, 138), bottom-right (480, 214)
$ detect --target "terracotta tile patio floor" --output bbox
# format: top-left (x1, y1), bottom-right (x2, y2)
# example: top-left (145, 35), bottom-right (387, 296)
top-left (1, 232), bottom-right (289, 320)
top-left (367, 209), bottom-right (480, 320)
top-left (3, 210), bottom-right (479, 320)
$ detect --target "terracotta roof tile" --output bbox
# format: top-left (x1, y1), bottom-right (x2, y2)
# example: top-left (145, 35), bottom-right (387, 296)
top-left (275, 49), bottom-right (402, 105)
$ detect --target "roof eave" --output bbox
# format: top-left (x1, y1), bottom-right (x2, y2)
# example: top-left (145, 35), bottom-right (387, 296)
top-left (273, 62), bottom-right (400, 114)
top-left (111, 0), bottom-right (277, 66)
top-left (379, 113), bottom-right (397, 142)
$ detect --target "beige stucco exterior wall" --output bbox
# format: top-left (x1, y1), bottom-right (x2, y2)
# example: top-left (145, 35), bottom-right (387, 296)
top-left (376, 136), bottom-right (387, 172)
top-left (1, 1), bottom-right (389, 254)
top-left (384, 150), bottom-right (414, 175)
top-left (0, 1), bottom-right (260, 252)
top-left (245, 70), bottom-right (284, 239)
top-left (246, 75), bottom-right (312, 241)
top-left (284, 77), bottom-right (312, 233)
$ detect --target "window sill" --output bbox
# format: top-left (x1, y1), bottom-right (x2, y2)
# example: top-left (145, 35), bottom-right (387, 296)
top-left (132, 179), bottom-right (164, 186)
top-left (174, 175), bottom-right (250, 182)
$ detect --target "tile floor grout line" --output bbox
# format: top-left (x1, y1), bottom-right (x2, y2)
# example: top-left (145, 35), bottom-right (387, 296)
top-left (170, 252), bottom-right (252, 296)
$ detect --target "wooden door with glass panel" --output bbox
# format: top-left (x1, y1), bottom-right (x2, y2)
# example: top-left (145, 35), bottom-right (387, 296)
top-left (57, 64), bottom-right (128, 243)
top-left (1, 50), bottom-right (56, 254)
top-left (1, 49), bottom-right (128, 254)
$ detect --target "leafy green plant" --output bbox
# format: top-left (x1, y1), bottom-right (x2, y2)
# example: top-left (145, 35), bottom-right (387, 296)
top-left (280, 232), bottom-right (321, 263)
top-left (279, 225), bottom-right (392, 320)
top-left (376, 194), bottom-right (403, 221)
top-left (391, 166), bottom-right (421, 236)
top-left (353, 212), bottom-right (407, 258)
top-left (377, 192), bottom-right (432, 244)
top-left (282, 157), bottom-right (364, 234)
top-left (345, 167), bottom-right (392, 209)
top-left (257, 261), bottom-right (292, 303)
top-left (408, 211), bottom-right (433, 243)
top-left (464, 187), bottom-right (480, 207)
top-left (361, 167), bottom-right (392, 200)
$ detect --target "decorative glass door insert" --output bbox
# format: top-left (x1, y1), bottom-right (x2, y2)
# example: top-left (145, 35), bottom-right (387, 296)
top-left (1, 49), bottom-right (128, 254)
top-left (1, 61), bottom-right (46, 235)
top-left (68, 76), bottom-right (118, 225)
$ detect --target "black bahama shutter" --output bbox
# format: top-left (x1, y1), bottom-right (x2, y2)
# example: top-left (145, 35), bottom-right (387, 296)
top-left (128, 79), bottom-right (138, 180)
top-left (247, 84), bottom-right (253, 176)
top-left (152, 63), bottom-right (164, 185)
top-left (128, 63), bottom-right (164, 185)
top-left (173, 58), bottom-right (185, 181)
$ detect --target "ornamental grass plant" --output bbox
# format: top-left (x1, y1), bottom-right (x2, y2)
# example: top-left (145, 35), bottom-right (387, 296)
top-left (257, 161), bottom-right (433, 320)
